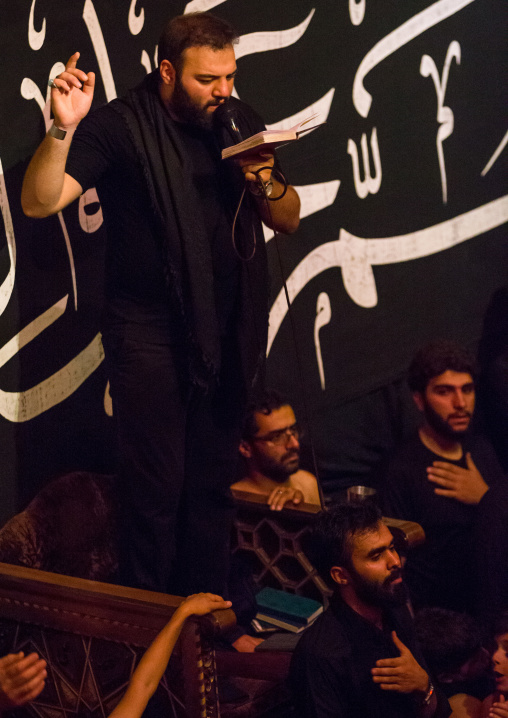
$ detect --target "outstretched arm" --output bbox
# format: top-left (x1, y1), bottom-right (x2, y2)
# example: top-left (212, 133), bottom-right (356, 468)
top-left (109, 593), bottom-right (232, 718)
top-left (21, 52), bottom-right (95, 218)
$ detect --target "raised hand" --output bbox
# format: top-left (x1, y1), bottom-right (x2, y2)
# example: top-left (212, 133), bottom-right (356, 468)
top-left (0, 652), bottom-right (47, 709)
top-left (268, 486), bottom-right (304, 511)
top-left (427, 452), bottom-right (488, 504)
top-left (371, 631), bottom-right (429, 694)
top-left (489, 694), bottom-right (508, 717)
top-left (49, 52), bottom-right (95, 130)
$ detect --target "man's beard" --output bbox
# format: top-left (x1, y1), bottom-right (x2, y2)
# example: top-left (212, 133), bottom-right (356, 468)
top-left (254, 449), bottom-right (300, 483)
top-left (349, 567), bottom-right (408, 608)
top-left (423, 401), bottom-right (472, 441)
top-left (169, 77), bottom-right (221, 129)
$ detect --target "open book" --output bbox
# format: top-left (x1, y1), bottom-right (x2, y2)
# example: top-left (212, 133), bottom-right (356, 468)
top-left (221, 115), bottom-right (324, 159)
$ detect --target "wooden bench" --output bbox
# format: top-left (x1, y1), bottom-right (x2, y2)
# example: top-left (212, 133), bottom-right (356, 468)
top-left (0, 561), bottom-right (235, 718)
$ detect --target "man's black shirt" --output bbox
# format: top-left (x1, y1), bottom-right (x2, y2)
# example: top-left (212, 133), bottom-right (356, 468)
top-left (290, 596), bottom-right (450, 718)
top-left (380, 434), bottom-right (504, 612)
top-left (66, 102), bottom-right (262, 341)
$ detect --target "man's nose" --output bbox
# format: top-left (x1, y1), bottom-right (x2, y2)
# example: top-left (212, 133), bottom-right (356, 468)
top-left (387, 549), bottom-right (401, 569)
top-left (453, 390), bottom-right (466, 408)
top-left (287, 433), bottom-right (299, 449)
top-left (213, 78), bottom-right (230, 97)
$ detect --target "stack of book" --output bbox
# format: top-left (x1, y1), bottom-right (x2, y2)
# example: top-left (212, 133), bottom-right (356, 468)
top-left (254, 586), bottom-right (323, 634)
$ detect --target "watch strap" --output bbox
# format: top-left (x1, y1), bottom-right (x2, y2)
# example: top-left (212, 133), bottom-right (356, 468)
top-left (248, 178), bottom-right (273, 197)
top-left (48, 124), bottom-right (67, 140)
top-left (421, 680), bottom-right (434, 706)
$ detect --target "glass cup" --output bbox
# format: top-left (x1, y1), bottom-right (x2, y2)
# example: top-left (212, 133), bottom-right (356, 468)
top-left (347, 485), bottom-right (377, 503)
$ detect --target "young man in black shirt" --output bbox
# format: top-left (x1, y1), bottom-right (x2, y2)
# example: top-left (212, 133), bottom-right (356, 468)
top-left (21, 13), bottom-right (300, 596)
top-left (380, 340), bottom-right (505, 616)
top-left (290, 502), bottom-right (450, 718)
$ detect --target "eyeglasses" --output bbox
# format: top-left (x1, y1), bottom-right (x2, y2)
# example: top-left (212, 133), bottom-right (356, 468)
top-left (252, 422), bottom-right (301, 446)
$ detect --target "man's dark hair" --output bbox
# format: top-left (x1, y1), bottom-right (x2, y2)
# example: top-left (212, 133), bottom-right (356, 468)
top-left (158, 13), bottom-right (239, 74)
top-left (494, 611), bottom-right (508, 638)
top-left (242, 389), bottom-right (289, 441)
top-left (414, 608), bottom-right (483, 676)
top-left (407, 339), bottom-right (476, 393)
top-left (312, 502), bottom-right (383, 576)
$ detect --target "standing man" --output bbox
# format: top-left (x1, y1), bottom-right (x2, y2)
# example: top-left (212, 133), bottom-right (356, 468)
top-left (232, 389), bottom-right (321, 510)
top-left (290, 503), bottom-right (450, 717)
top-left (21, 13), bottom-right (300, 596)
top-left (380, 340), bottom-right (505, 615)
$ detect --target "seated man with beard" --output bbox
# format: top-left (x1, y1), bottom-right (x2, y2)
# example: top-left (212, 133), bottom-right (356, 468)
top-left (380, 340), bottom-right (505, 615)
top-left (232, 390), bottom-right (321, 511)
top-left (290, 502), bottom-right (450, 718)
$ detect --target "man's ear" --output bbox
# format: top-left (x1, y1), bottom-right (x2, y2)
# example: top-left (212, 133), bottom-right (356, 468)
top-left (239, 440), bottom-right (252, 460)
top-left (412, 391), bottom-right (425, 412)
top-left (330, 565), bottom-right (350, 587)
top-left (159, 59), bottom-right (176, 86)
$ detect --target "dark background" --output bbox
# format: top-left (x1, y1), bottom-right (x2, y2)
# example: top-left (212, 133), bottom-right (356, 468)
top-left (0, 0), bottom-right (506, 522)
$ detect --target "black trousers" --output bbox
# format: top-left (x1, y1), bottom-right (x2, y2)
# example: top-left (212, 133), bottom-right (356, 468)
top-left (103, 332), bottom-right (243, 596)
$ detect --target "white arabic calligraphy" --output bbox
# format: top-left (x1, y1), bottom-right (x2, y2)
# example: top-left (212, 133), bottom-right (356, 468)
top-left (314, 293), bottom-right (332, 390)
top-left (268, 195), bottom-right (508, 353)
top-left (353, 0), bottom-right (474, 118)
top-left (347, 127), bottom-right (382, 199)
top-left (420, 41), bottom-right (461, 204)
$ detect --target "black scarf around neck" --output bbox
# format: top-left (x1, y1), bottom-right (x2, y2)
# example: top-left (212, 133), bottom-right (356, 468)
top-left (111, 70), bottom-right (219, 389)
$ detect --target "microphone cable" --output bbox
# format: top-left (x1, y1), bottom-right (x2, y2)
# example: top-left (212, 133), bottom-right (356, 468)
top-left (231, 166), bottom-right (324, 507)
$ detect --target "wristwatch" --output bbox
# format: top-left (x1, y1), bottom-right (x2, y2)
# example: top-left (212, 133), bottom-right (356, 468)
top-left (248, 178), bottom-right (273, 197)
top-left (421, 680), bottom-right (434, 706)
top-left (48, 123), bottom-right (67, 140)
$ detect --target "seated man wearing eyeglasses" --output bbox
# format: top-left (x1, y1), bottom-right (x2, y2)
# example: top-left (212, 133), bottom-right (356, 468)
top-left (232, 389), bottom-right (321, 510)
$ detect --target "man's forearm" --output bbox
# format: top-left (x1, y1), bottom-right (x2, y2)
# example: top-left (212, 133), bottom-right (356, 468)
top-left (254, 182), bottom-right (300, 234)
top-left (21, 128), bottom-right (76, 218)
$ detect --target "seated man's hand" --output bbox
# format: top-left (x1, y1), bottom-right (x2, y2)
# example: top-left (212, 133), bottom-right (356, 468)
top-left (371, 631), bottom-right (429, 694)
top-left (268, 487), bottom-right (304, 511)
top-left (426, 452), bottom-right (489, 504)
top-left (0, 652), bottom-right (47, 709)
top-left (231, 634), bottom-right (265, 653)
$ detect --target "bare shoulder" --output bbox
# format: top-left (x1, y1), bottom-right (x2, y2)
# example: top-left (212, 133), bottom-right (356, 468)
top-left (448, 693), bottom-right (483, 718)
top-left (290, 471), bottom-right (321, 505)
top-left (230, 478), bottom-right (265, 495)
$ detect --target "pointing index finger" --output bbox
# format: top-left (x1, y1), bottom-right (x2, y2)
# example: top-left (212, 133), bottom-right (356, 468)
top-left (66, 52), bottom-right (80, 70)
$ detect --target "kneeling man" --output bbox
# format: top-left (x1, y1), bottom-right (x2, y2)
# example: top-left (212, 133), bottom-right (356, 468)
top-left (290, 503), bottom-right (450, 717)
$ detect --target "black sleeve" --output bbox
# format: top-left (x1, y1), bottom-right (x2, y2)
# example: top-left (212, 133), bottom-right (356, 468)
top-left (65, 104), bottom-right (128, 192)
top-left (469, 435), bottom-right (507, 488)
top-left (474, 483), bottom-right (508, 630)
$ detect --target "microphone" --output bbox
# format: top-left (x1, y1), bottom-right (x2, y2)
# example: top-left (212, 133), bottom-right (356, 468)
top-left (213, 101), bottom-right (244, 150)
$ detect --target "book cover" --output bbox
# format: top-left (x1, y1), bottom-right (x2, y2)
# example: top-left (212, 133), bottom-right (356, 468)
top-left (255, 586), bottom-right (323, 624)
top-left (221, 115), bottom-right (323, 160)
top-left (255, 611), bottom-right (309, 633)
